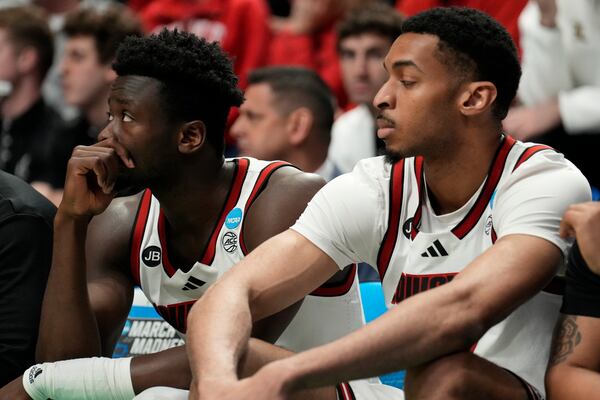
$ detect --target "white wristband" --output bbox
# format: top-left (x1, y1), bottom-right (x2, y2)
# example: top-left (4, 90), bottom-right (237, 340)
top-left (22, 357), bottom-right (135, 400)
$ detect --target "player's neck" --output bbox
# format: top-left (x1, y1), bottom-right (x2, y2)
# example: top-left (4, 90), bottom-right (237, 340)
top-left (152, 156), bottom-right (234, 232)
top-left (424, 131), bottom-right (502, 215)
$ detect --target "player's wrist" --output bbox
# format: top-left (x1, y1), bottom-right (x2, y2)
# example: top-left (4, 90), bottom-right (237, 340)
top-left (55, 208), bottom-right (93, 226)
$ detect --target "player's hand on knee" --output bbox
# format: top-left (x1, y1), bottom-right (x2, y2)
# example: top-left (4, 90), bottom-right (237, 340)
top-left (0, 375), bottom-right (32, 400)
top-left (60, 139), bottom-right (134, 218)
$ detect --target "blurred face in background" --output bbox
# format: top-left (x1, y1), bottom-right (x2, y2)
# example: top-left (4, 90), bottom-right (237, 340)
top-left (60, 35), bottom-right (115, 109)
top-left (339, 32), bottom-right (392, 105)
top-left (0, 28), bottom-right (21, 84)
top-left (231, 82), bottom-right (290, 161)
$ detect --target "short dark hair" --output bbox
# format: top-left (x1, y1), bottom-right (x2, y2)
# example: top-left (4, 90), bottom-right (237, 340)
top-left (337, 2), bottom-right (403, 50)
top-left (0, 6), bottom-right (54, 80)
top-left (63, 5), bottom-right (143, 65)
top-left (248, 66), bottom-right (334, 144)
top-left (113, 29), bottom-right (244, 154)
top-left (402, 7), bottom-right (521, 120)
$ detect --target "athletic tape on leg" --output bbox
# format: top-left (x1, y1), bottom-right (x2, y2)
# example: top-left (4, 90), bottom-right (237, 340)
top-left (22, 357), bottom-right (135, 400)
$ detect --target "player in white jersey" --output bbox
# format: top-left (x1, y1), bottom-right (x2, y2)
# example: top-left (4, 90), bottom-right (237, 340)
top-left (186, 7), bottom-right (591, 400)
top-left (131, 157), bottom-right (362, 350)
top-left (0, 31), bottom-right (365, 400)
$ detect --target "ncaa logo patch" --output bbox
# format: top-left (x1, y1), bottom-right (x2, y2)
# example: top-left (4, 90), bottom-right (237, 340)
top-left (225, 207), bottom-right (243, 229)
top-left (142, 246), bottom-right (162, 267)
top-left (222, 231), bottom-right (238, 253)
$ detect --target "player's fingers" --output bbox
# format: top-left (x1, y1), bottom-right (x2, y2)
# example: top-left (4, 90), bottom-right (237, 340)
top-left (95, 138), bottom-right (135, 169)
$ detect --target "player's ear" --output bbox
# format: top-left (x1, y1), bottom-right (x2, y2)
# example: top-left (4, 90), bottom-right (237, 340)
top-left (286, 107), bottom-right (313, 146)
top-left (178, 120), bottom-right (206, 154)
top-left (458, 81), bottom-right (497, 117)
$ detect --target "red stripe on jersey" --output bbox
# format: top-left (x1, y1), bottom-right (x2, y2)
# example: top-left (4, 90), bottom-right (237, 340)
top-left (311, 264), bottom-right (357, 297)
top-left (376, 160), bottom-right (405, 280)
top-left (336, 382), bottom-right (356, 400)
top-left (512, 144), bottom-right (554, 172)
top-left (129, 189), bottom-right (153, 286)
top-left (410, 157), bottom-right (425, 240)
top-left (239, 160), bottom-right (294, 255)
top-left (491, 227), bottom-right (497, 244)
top-left (155, 159), bottom-right (250, 277)
top-left (199, 158), bottom-right (249, 265)
top-left (452, 136), bottom-right (516, 239)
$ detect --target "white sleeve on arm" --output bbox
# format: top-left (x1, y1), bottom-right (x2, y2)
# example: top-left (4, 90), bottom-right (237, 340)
top-left (493, 152), bottom-right (592, 256)
top-left (291, 164), bottom-right (385, 269)
top-left (517, 1), bottom-right (572, 106)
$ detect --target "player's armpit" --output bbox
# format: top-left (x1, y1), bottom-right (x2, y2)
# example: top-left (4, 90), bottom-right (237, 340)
top-left (546, 314), bottom-right (600, 399)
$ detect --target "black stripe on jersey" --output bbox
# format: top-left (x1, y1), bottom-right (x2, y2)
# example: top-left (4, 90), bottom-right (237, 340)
top-left (410, 157), bottom-right (425, 240)
top-left (200, 158), bottom-right (250, 265)
top-left (187, 276), bottom-right (206, 287)
top-left (376, 159), bottom-right (405, 280)
top-left (433, 239), bottom-right (448, 256)
top-left (451, 135), bottom-right (516, 239)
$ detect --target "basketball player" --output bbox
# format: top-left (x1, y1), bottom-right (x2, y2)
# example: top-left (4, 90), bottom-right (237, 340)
top-left (546, 201), bottom-right (600, 399)
top-left (187, 8), bottom-right (591, 400)
top-left (0, 30), bottom-right (365, 400)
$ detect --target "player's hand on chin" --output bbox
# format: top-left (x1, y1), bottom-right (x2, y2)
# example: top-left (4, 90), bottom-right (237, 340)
top-left (0, 376), bottom-right (32, 400)
top-left (59, 139), bottom-right (135, 219)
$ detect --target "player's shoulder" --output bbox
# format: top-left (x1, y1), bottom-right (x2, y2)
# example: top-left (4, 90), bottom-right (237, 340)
top-left (508, 140), bottom-right (589, 193)
top-left (88, 191), bottom-right (145, 247)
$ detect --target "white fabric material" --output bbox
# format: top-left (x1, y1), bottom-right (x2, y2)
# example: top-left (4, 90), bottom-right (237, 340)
top-left (343, 380), bottom-right (404, 400)
top-left (22, 357), bottom-right (135, 400)
top-left (292, 139), bottom-right (591, 396)
top-left (134, 387), bottom-right (189, 400)
top-left (518, 0), bottom-right (600, 133)
top-left (330, 105), bottom-right (376, 173)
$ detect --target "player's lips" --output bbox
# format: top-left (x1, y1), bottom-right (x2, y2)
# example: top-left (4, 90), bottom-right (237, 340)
top-left (376, 115), bottom-right (396, 139)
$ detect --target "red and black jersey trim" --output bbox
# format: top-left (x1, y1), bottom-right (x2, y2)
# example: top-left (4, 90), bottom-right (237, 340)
top-left (157, 158), bottom-right (250, 278)
top-left (129, 189), bottom-right (153, 286)
top-left (451, 136), bottom-right (516, 240)
top-left (512, 144), bottom-right (554, 172)
top-left (376, 160), bottom-right (405, 280)
top-left (336, 382), bottom-right (356, 400)
top-left (311, 264), bottom-right (357, 297)
top-left (409, 156), bottom-right (425, 240)
top-left (239, 160), bottom-right (294, 255)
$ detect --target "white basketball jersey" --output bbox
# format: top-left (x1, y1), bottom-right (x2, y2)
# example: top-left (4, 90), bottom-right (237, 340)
top-left (130, 157), bottom-right (364, 351)
top-left (377, 136), bottom-right (561, 392)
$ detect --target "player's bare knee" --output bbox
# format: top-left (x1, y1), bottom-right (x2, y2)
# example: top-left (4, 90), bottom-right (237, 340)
top-left (405, 352), bottom-right (475, 400)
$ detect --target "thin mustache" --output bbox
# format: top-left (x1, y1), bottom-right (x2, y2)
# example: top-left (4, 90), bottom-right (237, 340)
top-left (376, 112), bottom-right (395, 126)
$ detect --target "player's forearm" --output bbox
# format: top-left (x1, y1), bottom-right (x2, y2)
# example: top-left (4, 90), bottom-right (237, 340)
top-left (130, 345), bottom-right (191, 393)
top-left (187, 281), bottom-right (253, 388)
top-left (277, 282), bottom-right (485, 392)
top-left (36, 211), bottom-right (101, 361)
top-left (546, 365), bottom-right (600, 400)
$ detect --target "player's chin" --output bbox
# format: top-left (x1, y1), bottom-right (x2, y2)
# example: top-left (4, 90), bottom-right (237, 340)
top-left (113, 171), bottom-right (145, 197)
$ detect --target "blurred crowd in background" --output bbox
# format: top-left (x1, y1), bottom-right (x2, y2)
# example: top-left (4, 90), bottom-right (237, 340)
top-left (0, 0), bottom-right (598, 204)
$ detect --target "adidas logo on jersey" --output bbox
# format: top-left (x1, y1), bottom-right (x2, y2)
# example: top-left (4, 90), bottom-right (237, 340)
top-left (182, 276), bottom-right (207, 291)
top-left (421, 240), bottom-right (448, 257)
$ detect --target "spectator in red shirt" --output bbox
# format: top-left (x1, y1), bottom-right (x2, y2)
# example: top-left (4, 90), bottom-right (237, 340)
top-left (135, 0), bottom-right (271, 89)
